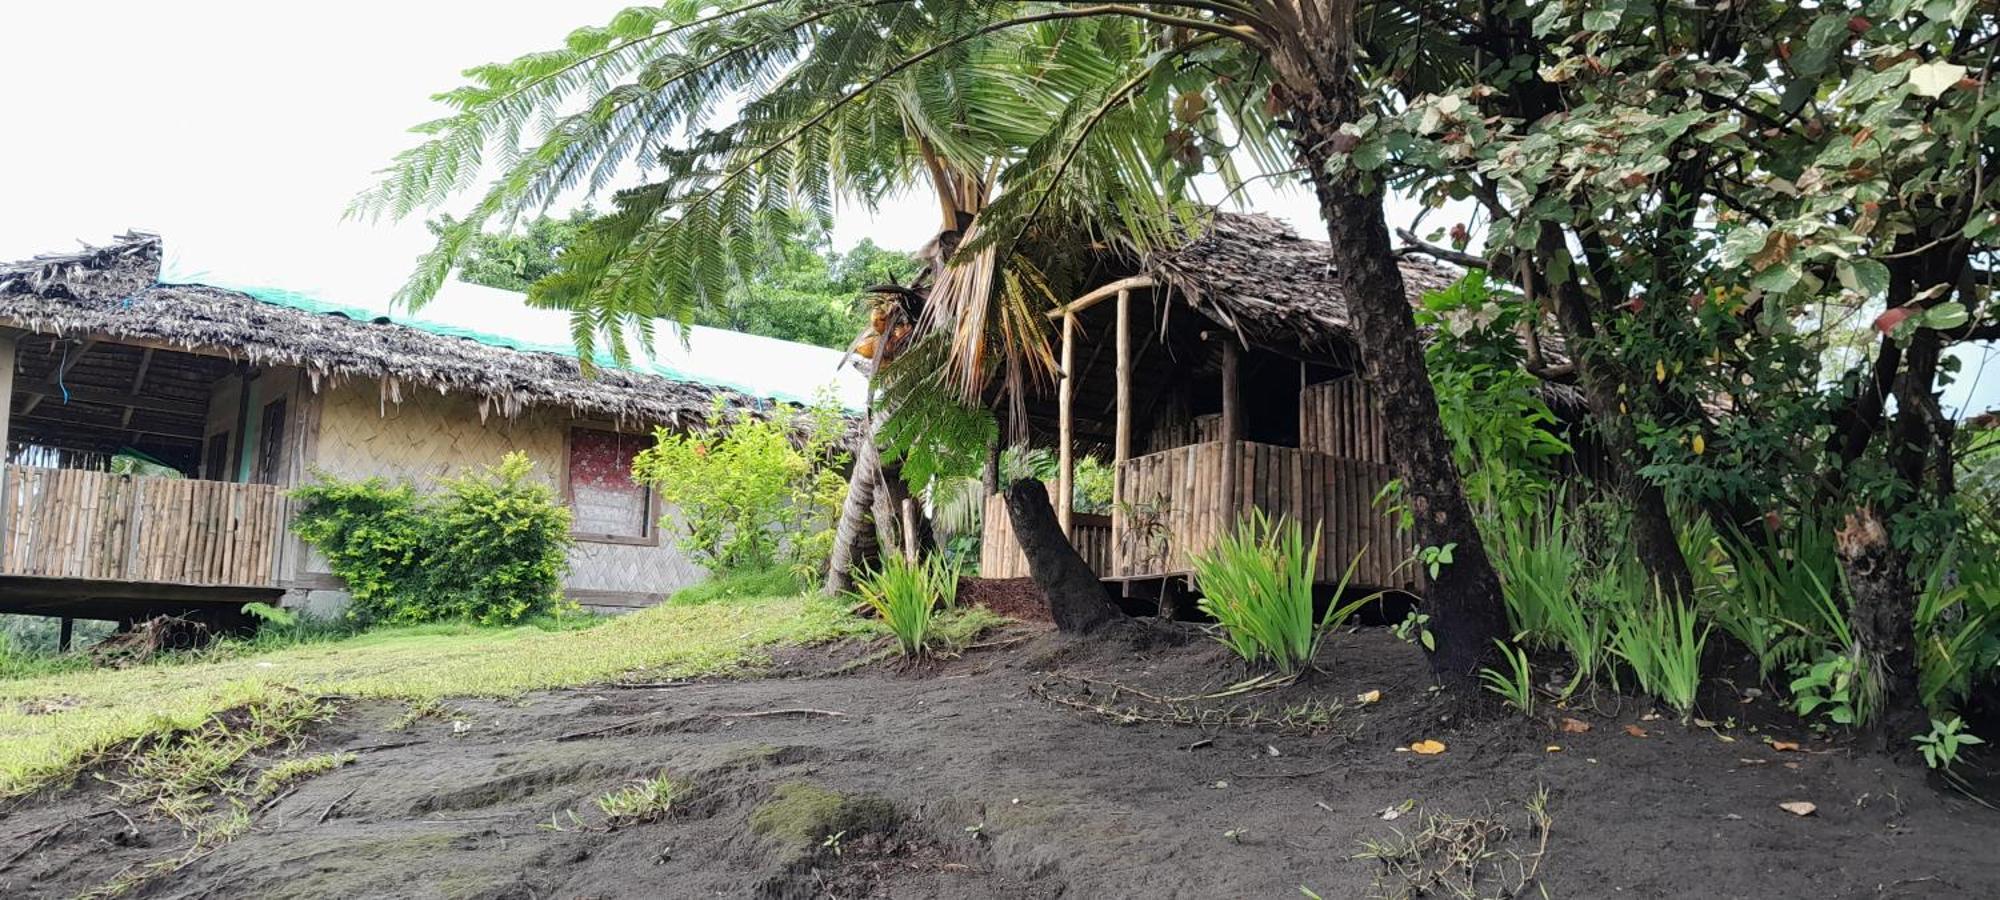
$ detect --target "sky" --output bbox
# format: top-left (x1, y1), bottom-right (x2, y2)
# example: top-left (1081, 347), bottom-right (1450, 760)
top-left (0, 2), bottom-right (1991, 417)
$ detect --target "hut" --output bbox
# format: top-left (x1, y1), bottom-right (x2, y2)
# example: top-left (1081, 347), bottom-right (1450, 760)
top-left (978, 213), bottom-right (1578, 608)
top-left (0, 233), bottom-right (858, 629)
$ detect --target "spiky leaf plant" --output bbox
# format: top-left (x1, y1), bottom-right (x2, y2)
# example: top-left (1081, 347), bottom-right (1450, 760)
top-left (1191, 512), bottom-right (1371, 676)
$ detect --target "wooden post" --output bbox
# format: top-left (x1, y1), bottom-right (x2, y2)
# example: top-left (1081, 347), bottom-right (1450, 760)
top-left (1220, 339), bottom-right (1241, 526)
top-left (0, 332), bottom-right (16, 461)
top-left (1113, 289), bottom-right (1132, 570)
top-left (59, 616), bottom-right (74, 653)
top-left (900, 497), bottom-right (918, 560)
top-left (1057, 309), bottom-right (1076, 536)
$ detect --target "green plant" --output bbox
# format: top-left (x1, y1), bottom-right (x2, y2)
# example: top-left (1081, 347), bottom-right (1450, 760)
top-left (633, 394), bottom-right (849, 580)
top-left (1486, 502), bottom-right (1610, 695)
top-left (1607, 582), bottom-right (1710, 721)
top-left (1788, 648), bottom-right (1870, 729)
top-left (852, 554), bottom-right (952, 657)
top-left (1913, 717), bottom-right (1985, 772)
top-left (290, 452), bottom-right (574, 626)
top-left (1190, 513), bottom-right (1371, 676)
top-left (1391, 609), bottom-right (1434, 652)
top-left (1717, 519), bottom-right (1842, 680)
top-left (1479, 641), bottom-right (1535, 714)
top-left (595, 772), bottom-right (678, 825)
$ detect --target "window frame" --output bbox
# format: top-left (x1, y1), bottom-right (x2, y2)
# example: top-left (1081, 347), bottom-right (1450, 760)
top-left (561, 424), bottom-right (661, 547)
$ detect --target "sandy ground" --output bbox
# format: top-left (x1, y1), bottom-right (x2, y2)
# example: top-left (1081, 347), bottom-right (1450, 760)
top-left (4, 623), bottom-right (1998, 899)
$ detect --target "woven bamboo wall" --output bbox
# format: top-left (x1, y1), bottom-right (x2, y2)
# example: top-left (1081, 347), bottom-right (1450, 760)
top-left (979, 493), bottom-right (1110, 579)
top-left (1099, 440), bottom-right (1419, 590)
top-left (1298, 377), bottom-right (1388, 463)
top-left (308, 383), bottom-right (703, 597)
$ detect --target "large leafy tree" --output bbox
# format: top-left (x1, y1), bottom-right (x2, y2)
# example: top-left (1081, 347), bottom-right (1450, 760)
top-left (1317, 0), bottom-right (1998, 740)
top-left (358, 1), bottom-right (1517, 688)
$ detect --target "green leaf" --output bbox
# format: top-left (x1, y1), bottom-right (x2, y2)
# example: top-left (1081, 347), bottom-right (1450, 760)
top-left (1922, 302), bottom-right (1969, 330)
top-left (1837, 259), bottom-right (1891, 298)
top-left (1791, 15), bottom-right (1850, 78)
top-left (1908, 60), bottom-right (1967, 98)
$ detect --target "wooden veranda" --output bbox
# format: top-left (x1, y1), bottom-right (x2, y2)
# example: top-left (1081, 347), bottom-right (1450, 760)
top-left (979, 264), bottom-right (1425, 596)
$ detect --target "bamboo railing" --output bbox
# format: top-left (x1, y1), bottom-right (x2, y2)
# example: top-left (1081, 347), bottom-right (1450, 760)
top-left (0, 465), bottom-right (288, 587)
top-left (980, 493), bottom-right (1111, 579)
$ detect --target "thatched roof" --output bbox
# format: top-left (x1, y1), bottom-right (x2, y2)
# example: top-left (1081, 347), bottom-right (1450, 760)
top-left (0, 233), bottom-right (777, 427)
top-left (1142, 213), bottom-right (1467, 360)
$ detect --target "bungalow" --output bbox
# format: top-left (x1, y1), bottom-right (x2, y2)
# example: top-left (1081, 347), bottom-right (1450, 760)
top-left (978, 214), bottom-right (1588, 611)
top-left (0, 233), bottom-right (859, 628)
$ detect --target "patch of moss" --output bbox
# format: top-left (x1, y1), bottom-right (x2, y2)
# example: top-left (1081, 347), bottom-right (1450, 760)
top-left (748, 781), bottom-right (898, 847)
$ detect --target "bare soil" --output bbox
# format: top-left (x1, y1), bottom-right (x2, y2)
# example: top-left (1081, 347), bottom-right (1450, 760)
top-left (4, 624), bottom-right (1997, 899)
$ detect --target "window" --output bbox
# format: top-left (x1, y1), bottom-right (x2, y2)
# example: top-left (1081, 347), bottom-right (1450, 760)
top-left (566, 428), bottom-right (655, 544)
top-left (254, 397), bottom-right (288, 484)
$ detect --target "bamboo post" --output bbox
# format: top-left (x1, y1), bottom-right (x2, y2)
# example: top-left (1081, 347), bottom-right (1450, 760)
top-left (1113, 288), bottom-right (1132, 568)
top-left (900, 496), bottom-right (918, 560)
top-left (1220, 339), bottom-right (1241, 526)
top-left (1058, 309), bottom-right (1076, 536)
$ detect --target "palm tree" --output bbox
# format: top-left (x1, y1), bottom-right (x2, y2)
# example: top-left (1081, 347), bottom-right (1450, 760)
top-left (358, 1), bottom-right (1508, 687)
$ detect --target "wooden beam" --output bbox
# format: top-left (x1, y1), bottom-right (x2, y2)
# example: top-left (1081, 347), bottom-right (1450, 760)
top-left (19, 338), bottom-right (98, 416)
top-left (0, 333), bottom-right (15, 457)
top-left (121, 348), bottom-right (157, 429)
top-left (1058, 309), bottom-right (1075, 536)
top-left (1220, 338), bottom-right (1241, 526)
top-left (1044, 275), bottom-right (1156, 320)
top-left (18, 383), bottom-right (207, 419)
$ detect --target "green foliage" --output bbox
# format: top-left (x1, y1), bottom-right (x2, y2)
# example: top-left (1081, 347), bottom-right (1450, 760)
top-left (1604, 576), bottom-right (1711, 721)
top-left (1417, 272), bottom-right (1571, 514)
top-left (1487, 503), bottom-right (1611, 696)
top-left (290, 452), bottom-right (574, 626)
top-left (1913, 716), bottom-right (1985, 772)
top-left (436, 208), bottom-right (595, 293)
top-left (850, 554), bottom-right (957, 657)
top-left (633, 394), bottom-right (849, 580)
top-left (1191, 512), bottom-right (1371, 676)
top-left (595, 772), bottom-right (678, 825)
top-left (1789, 648), bottom-right (1870, 729)
top-left (1479, 641), bottom-right (1536, 714)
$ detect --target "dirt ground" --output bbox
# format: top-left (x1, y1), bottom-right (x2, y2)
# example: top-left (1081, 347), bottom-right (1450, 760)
top-left (4, 622), bottom-right (1998, 899)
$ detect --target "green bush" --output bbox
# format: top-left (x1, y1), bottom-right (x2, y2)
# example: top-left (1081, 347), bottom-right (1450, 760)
top-left (291, 452), bottom-right (574, 626)
top-left (1191, 512), bottom-right (1370, 676)
top-left (851, 554), bottom-right (954, 657)
top-left (632, 394), bottom-right (849, 580)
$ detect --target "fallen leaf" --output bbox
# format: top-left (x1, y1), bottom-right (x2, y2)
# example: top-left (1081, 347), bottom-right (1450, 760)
top-left (1784, 762), bottom-right (1801, 770)
top-left (1693, 718), bottom-right (1717, 728)
top-left (1410, 739), bottom-right (1447, 755)
top-left (1623, 724), bottom-right (1650, 738)
top-left (1769, 740), bottom-right (1801, 752)
top-left (1778, 801), bottom-right (1817, 817)
top-left (1640, 712), bottom-right (1663, 722)
top-left (1355, 689), bottom-right (1382, 705)
top-left (1561, 717), bottom-right (1592, 734)
top-left (1266, 744), bottom-right (1283, 758)
top-left (1546, 745), bottom-right (1563, 753)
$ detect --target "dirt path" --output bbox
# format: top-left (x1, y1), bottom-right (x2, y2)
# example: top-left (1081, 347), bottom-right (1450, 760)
top-left (4, 627), bottom-right (1996, 899)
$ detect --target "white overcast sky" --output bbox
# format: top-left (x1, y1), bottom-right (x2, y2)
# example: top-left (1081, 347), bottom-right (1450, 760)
top-left (0, 1), bottom-right (1327, 298)
top-left (1, 2), bottom-right (1991, 415)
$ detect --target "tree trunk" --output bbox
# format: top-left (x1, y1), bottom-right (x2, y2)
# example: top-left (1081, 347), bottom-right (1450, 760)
top-left (1003, 478), bottom-right (1122, 634)
top-left (1836, 507), bottom-right (1924, 752)
top-left (1268, 15), bottom-right (1508, 687)
top-left (1533, 226), bottom-right (1695, 600)
top-left (823, 419), bottom-right (883, 596)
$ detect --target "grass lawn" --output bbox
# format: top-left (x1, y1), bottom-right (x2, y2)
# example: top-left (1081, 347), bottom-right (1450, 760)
top-left (0, 594), bottom-right (896, 798)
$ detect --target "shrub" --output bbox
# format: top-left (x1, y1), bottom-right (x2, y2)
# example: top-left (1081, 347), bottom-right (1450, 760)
top-left (851, 554), bottom-right (952, 656)
top-left (1480, 640), bottom-right (1535, 713)
top-left (595, 772), bottom-right (678, 825)
top-left (1190, 512), bottom-right (1370, 676)
top-left (291, 452), bottom-right (574, 626)
top-left (1607, 584), bottom-right (1710, 721)
top-left (632, 393), bottom-right (849, 580)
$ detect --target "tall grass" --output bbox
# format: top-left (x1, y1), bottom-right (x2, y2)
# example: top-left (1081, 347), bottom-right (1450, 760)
top-left (1603, 570), bottom-right (1710, 721)
top-left (1191, 512), bottom-right (1370, 676)
top-left (851, 554), bottom-right (956, 657)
